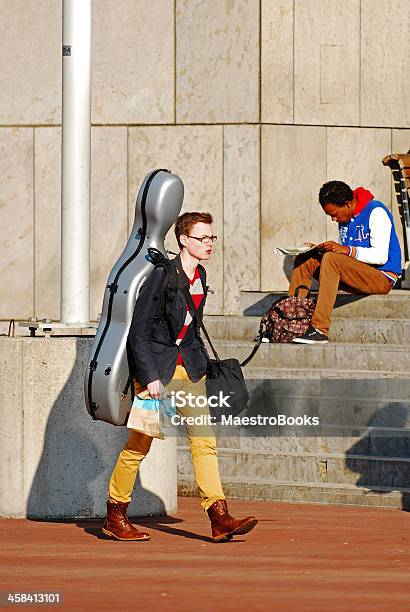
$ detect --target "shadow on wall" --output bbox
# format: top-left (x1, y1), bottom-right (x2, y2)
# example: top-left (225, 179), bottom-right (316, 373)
top-left (345, 401), bottom-right (410, 512)
top-left (26, 338), bottom-right (167, 521)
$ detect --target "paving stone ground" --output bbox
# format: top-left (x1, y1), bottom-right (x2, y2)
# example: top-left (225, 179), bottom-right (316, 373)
top-left (1, 498), bottom-right (410, 611)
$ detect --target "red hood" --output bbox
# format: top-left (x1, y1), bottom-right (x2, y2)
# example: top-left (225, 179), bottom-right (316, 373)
top-left (353, 187), bottom-right (374, 216)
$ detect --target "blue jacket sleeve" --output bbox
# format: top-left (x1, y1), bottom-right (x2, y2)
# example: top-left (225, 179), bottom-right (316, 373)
top-left (127, 267), bottom-right (167, 387)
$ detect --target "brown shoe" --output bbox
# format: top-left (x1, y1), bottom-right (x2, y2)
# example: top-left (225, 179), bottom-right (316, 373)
top-left (207, 499), bottom-right (258, 542)
top-left (101, 499), bottom-right (150, 541)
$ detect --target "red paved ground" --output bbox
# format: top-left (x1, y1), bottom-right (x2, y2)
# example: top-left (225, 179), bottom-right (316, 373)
top-left (1, 498), bottom-right (410, 611)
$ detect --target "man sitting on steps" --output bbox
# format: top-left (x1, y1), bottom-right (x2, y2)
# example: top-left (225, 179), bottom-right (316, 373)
top-left (289, 180), bottom-right (402, 344)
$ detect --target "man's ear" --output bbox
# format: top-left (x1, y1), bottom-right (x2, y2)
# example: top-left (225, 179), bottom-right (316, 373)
top-left (179, 234), bottom-right (188, 248)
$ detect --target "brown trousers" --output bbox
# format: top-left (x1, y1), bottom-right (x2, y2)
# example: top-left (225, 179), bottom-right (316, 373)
top-left (288, 251), bottom-right (393, 334)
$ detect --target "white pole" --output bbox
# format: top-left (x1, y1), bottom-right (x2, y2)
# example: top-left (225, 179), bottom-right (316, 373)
top-left (61, 0), bottom-right (91, 324)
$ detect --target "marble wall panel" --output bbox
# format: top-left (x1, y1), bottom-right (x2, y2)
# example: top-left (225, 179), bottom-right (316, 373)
top-left (294, 0), bottom-right (360, 126)
top-left (326, 128), bottom-right (391, 203)
top-left (326, 127), bottom-right (392, 243)
top-left (223, 125), bottom-right (260, 314)
top-left (90, 127), bottom-right (128, 321)
top-left (392, 130), bottom-right (410, 154)
top-left (128, 126), bottom-right (223, 313)
top-left (261, 125), bottom-right (327, 291)
top-left (92, 0), bottom-right (174, 124)
top-left (34, 127), bottom-right (128, 323)
top-left (0, 129), bottom-right (34, 319)
top-left (176, 0), bottom-right (259, 123)
top-left (361, 0), bottom-right (410, 128)
top-left (34, 128), bottom-right (61, 320)
top-left (0, 1), bottom-right (61, 124)
top-left (327, 127), bottom-right (391, 240)
top-left (261, 0), bottom-right (294, 124)
top-left (392, 131), bottom-right (410, 155)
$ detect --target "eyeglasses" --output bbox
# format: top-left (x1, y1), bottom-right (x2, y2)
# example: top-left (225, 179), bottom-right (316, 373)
top-left (187, 235), bottom-right (218, 244)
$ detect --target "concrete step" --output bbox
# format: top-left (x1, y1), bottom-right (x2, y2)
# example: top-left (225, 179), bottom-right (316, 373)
top-left (185, 374), bottom-right (410, 431)
top-left (177, 428), bottom-right (410, 458)
top-left (245, 376), bottom-right (410, 407)
top-left (203, 315), bottom-right (410, 345)
top-left (212, 399), bottom-right (410, 434)
top-left (243, 366), bottom-right (410, 379)
top-left (177, 478), bottom-right (410, 510)
top-left (209, 339), bottom-right (410, 372)
top-left (241, 289), bottom-right (410, 319)
top-left (178, 447), bottom-right (410, 489)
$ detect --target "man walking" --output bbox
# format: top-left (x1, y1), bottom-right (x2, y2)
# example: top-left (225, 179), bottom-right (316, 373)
top-left (289, 181), bottom-right (402, 343)
top-left (102, 212), bottom-right (258, 542)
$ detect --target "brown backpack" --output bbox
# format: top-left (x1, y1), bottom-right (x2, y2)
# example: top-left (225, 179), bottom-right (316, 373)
top-left (258, 285), bottom-right (316, 343)
top-left (239, 285), bottom-right (317, 369)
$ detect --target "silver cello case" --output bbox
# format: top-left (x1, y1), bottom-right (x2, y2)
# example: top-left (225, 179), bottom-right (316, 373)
top-left (85, 169), bottom-right (184, 425)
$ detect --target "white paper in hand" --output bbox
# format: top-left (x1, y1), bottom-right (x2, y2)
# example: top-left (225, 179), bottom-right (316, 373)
top-left (275, 244), bottom-right (317, 256)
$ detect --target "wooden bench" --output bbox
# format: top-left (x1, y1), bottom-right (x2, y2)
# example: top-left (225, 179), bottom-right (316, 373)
top-left (382, 153), bottom-right (410, 286)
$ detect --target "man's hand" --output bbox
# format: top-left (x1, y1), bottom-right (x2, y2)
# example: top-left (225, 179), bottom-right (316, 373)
top-left (316, 241), bottom-right (350, 255)
top-left (147, 379), bottom-right (165, 399)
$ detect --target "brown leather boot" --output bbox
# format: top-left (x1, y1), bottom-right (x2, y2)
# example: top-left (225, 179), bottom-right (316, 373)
top-left (207, 499), bottom-right (258, 542)
top-left (101, 499), bottom-right (150, 541)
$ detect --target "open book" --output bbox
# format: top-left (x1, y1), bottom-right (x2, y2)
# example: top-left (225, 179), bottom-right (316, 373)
top-left (275, 244), bottom-right (318, 256)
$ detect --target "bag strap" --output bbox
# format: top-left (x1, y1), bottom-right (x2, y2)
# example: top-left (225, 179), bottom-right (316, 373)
top-left (181, 284), bottom-right (262, 368)
top-left (147, 247), bottom-right (179, 308)
top-left (121, 374), bottom-right (132, 401)
top-left (294, 284), bottom-right (311, 298)
top-left (240, 335), bottom-right (262, 367)
top-left (181, 285), bottom-right (221, 362)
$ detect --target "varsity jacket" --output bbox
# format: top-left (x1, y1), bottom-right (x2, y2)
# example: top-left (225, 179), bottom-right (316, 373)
top-left (339, 187), bottom-right (402, 283)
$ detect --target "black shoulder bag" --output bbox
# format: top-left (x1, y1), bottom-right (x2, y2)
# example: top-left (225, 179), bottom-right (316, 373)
top-left (181, 286), bottom-right (251, 421)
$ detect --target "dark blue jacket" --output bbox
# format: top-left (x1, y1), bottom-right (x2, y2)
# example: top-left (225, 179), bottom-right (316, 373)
top-left (127, 254), bottom-right (210, 387)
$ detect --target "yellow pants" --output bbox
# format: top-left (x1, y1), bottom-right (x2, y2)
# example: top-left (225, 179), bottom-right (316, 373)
top-left (108, 365), bottom-right (225, 511)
